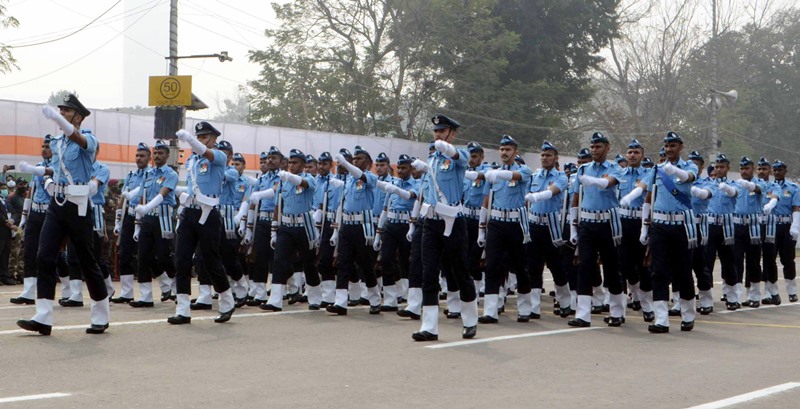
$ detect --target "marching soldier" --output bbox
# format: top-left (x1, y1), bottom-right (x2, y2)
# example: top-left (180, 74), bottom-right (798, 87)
top-left (375, 154), bottom-right (420, 311)
top-left (762, 160), bottom-right (800, 303)
top-left (525, 141), bottom-right (571, 318)
top-left (691, 154), bottom-right (738, 310)
top-left (260, 149), bottom-right (321, 311)
top-left (688, 152), bottom-right (715, 314)
top-left (129, 140), bottom-right (178, 308)
top-left (313, 151), bottom-right (346, 307)
top-left (462, 143), bottom-right (488, 296)
top-left (214, 143), bottom-right (250, 306)
top-left (305, 154), bottom-right (318, 176)
top-left (11, 135), bottom-right (53, 304)
top-left (17, 94), bottom-right (110, 335)
top-left (567, 132), bottom-right (626, 328)
top-left (412, 115), bottom-right (478, 341)
top-left (112, 142), bottom-right (151, 303)
top-left (327, 146), bottom-right (381, 315)
top-left (167, 122), bottom-right (235, 325)
top-left (641, 132), bottom-right (699, 333)
top-left (397, 155), bottom-right (431, 320)
top-left (733, 157), bottom-right (776, 308)
top-left (616, 139), bottom-right (654, 322)
top-left (559, 162), bottom-right (579, 316)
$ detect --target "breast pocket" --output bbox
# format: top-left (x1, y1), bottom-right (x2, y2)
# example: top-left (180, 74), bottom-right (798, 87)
top-left (65, 146), bottom-right (80, 161)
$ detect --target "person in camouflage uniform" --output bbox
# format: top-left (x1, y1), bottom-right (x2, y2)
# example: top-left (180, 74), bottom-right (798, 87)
top-left (104, 179), bottom-right (121, 280)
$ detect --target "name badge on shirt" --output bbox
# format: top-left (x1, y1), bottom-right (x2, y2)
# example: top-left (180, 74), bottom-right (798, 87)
top-left (199, 163), bottom-right (209, 175)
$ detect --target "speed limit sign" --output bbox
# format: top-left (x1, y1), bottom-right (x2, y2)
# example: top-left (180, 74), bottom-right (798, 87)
top-left (149, 75), bottom-right (192, 106)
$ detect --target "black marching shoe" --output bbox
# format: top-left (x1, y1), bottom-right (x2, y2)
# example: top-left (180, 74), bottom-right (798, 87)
top-left (642, 311), bottom-right (655, 322)
top-left (530, 312), bottom-right (541, 319)
top-left (720, 294), bottom-right (727, 302)
top-left (129, 300), bottom-right (154, 308)
top-left (287, 293), bottom-right (305, 305)
top-left (680, 320), bottom-right (694, 332)
top-left (16, 319), bottom-right (52, 335)
top-left (110, 296), bottom-right (133, 304)
top-left (567, 318), bottom-right (590, 328)
top-left (214, 309), bottom-right (234, 323)
top-left (604, 316), bottom-right (624, 327)
top-left (86, 324), bottom-right (109, 334)
top-left (396, 309), bottom-right (420, 320)
top-left (498, 304), bottom-right (505, 315)
top-left (697, 306), bottom-right (713, 315)
top-left (9, 297), bottom-right (35, 305)
top-left (772, 294), bottom-right (782, 305)
top-left (326, 304), bottom-right (347, 315)
top-left (160, 292), bottom-right (174, 302)
top-left (358, 297), bottom-right (370, 306)
top-left (630, 301), bottom-right (642, 311)
top-left (369, 305), bottom-right (381, 315)
top-left (245, 299), bottom-right (266, 307)
top-left (308, 304), bottom-right (321, 310)
top-left (648, 324), bottom-right (669, 333)
top-left (190, 302), bottom-right (213, 311)
top-left (725, 302), bottom-right (740, 311)
top-left (591, 306), bottom-right (604, 315)
top-left (762, 296), bottom-right (774, 305)
top-left (741, 300), bottom-right (752, 307)
top-left (380, 305), bottom-right (399, 312)
top-left (234, 298), bottom-right (247, 309)
top-left (602, 304), bottom-right (610, 312)
top-left (668, 308), bottom-right (681, 316)
top-left (748, 300), bottom-right (760, 308)
top-left (320, 301), bottom-right (333, 308)
top-left (347, 299), bottom-right (359, 307)
top-left (789, 294), bottom-right (798, 303)
top-left (259, 303), bottom-right (282, 312)
top-left (462, 326), bottom-right (477, 339)
top-left (478, 315), bottom-right (498, 324)
top-left (443, 309), bottom-right (461, 319)
top-left (411, 331), bottom-right (438, 342)
top-left (59, 299), bottom-right (84, 307)
top-left (559, 307), bottom-right (575, 318)
top-left (517, 314), bottom-right (531, 323)
top-left (167, 315), bottom-right (191, 325)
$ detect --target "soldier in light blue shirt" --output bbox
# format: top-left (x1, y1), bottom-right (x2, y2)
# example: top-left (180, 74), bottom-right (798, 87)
top-left (462, 143), bottom-right (489, 300)
top-left (687, 152), bottom-right (715, 314)
top-left (17, 94), bottom-right (110, 335)
top-left (169, 121), bottom-right (236, 325)
top-left (260, 149), bottom-right (321, 312)
top-left (313, 151), bottom-right (346, 307)
top-left (691, 154), bottom-right (739, 311)
top-left (642, 132), bottom-right (699, 333)
top-left (616, 139), bottom-right (655, 322)
top-left (524, 141), bottom-right (572, 319)
top-left (762, 160), bottom-right (800, 302)
top-left (566, 132), bottom-right (627, 328)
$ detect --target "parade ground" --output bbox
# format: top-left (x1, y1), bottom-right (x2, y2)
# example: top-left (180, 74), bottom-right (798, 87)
top-left (1, 268), bottom-right (799, 409)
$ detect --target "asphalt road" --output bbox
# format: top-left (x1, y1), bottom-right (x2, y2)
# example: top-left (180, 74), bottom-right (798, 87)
top-left (0, 270), bottom-right (799, 409)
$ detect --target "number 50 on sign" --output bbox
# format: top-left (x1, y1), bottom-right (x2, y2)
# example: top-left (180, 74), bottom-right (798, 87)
top-left (149, 75), bottom-right (192, 106)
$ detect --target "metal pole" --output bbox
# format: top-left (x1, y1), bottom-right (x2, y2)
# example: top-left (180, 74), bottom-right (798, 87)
top-left (169, 0), bottom-right (178, 76)
top-left (709, 0), bottom-right (719, 158)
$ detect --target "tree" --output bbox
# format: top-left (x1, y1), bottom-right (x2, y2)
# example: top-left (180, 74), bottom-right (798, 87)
top-left (47, 90), bottom-right (78, 106)
top-left (214, 87), bottom-right (251, 124)
top-left (1, 0), bottom-right (19, 74)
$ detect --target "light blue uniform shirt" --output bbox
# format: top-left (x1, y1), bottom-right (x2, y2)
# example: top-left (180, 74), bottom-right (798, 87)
top-left (571, 160), bottom-right (626, 211)
top-left (734, 178), bottom-right (775, 215)
top-left (313, 173), bottom-right (345, 212)
top-left (692, 176), bottom-right (715, 215)
top-left (32, 158), bottom-right (52, 204)
top-left (252, 170), bottom-right (281, 213)
top-left (220, 165), bottom-right (244, 206)
top-left (185, 150), bottom-right (227, 198)
top-left (388, 176), bottom-right (420, 212)
top-left (617, 166), bottom-right (651, 209)
top-left (529, 167), bottom-right (568, 214)
top-left (343, 171), bottom-right (378, 213)
top-left (123, 167), bottom-right (150, 206)
top-left (423, 148), bottom-right (469, 206)
top-left (482, 163), bottom-right (531, 210)
top-left (705, 177), bottom-right (737, 215)
top-left (49, 131), bottom-right (97, 185)
top-left (772, 180), bottom-right (800, 216)
top-left (645, 159), bottom-right (698, 213)
top-left (90, 162), bottom-right (110, 205)
top-left (462, 163), bottom-right (489, 209)
top-left (279, 173), bottom-right (316, 215)
top-left (373, 174), bottom-right (394, 215)
top-left (144, 164), bottom-right (178, 207)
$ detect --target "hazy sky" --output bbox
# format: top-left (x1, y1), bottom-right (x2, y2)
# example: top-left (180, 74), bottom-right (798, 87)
top-left (1, 0), bottom-right (283, 118)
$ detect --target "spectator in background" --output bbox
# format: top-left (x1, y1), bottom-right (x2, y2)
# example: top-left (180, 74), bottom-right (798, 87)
top-left (7, 178), bottom-right (27, 283)
top-left (0, 179), bottom-right (16, 285)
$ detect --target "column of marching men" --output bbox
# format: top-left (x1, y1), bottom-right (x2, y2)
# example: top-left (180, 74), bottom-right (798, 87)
top-left (9, 96), bottom-right (800, 338)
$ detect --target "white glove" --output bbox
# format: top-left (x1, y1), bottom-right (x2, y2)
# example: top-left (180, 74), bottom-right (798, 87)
top-left (238, 220), bottom-right (246, 237)
top-left (719, 182), bottom-right (737, 198)
top-left (411, 159), bottom-right (429, 173)
top-left (19, 161), bottom-right (46, 177)
top-left (406, 223), bottom-right (415, 242)
top-left (279, 171), bottom-right (303, 186)
top-left (376, 181), bottom-right (391, 192)
top-left (763, 198), bottom-right (778, 215)
top-left (234, 201), bottom-right (248, 224)
top-left (335, 154), bottom-right (363, 179)
top-left (690, 186), bottom-right (710, 200)
top-left (641, 202), bottom-right (652, 224)
top-left (372, 234), bottom-right (382, 251)
top-left (19, 215), bottom-right (27, 230)
top-left (735, 179), bottom-right (757, 192)
top-left (176, 129), bottom-right (207, 155)
top-left (663, 162), bottom-right (690, 182)
top-left (250, 188), bottom-right (275, 202)
top-left (639, 224), bottom-right (649, 246)
top-left (434, 140), bottom-right (457, 157)
top-left (620, 187), bottom-right (643, 207)
top-left (330, 229), bottom-right (339, 247)
top-left (42, 105), bottom-right (74, 136)
top-left (122, 187), bottom-right (141, 201)
top-left (88, 179), bottom-right (98, 196)
top-left (113, 209), bottom-right (123, 236)
top-left (526, 190), bottom-right (553, 204)
top-left (44, 179), bottom-right (54, 196)
top-left (329, 178), bottom-right (345, 189)
top-left (278, 170), bottom-right (289, 182)
top-left (465, 171), bottom-right (479, 181)
top-left (484, 169), bottom-right (498, 184)
top-left (494, 170), bottom-right (513, 182)
top-left (313, 209), bottom-right (323, 226)
top-left (570, 224), bottom-right (579, 245)
top-left (791, 212), bottom-right (800, 241)
top-left (477, 228), bottom-right (486, 247)
top-left (244, 227), bottom-right (253, 245)
top-left (387, 184), bottom-right (411, 200)
top-left (579, 174), bottom-right (609, 189)
top-left (270, 221), bottom-right (278, 250)
top-left (133, 220), bottom-right (141, 242)
top-left (136, 194), bottom-right (164, 218)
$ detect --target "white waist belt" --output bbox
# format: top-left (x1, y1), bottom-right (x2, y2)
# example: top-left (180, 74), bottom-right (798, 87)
top-left (653, 212), bottom-right (685, 223)
top-left (618, 207), bottom-right (642, 218)
top-left (281, 214), bottom-right (306, 226)
top-left (775, 216), bottom-right (792, 224)
top-left (733, 215), bottom-right (757, 225)
top-left (580, 210), bottom-right (611, 222)
top-left (387, 211), bottom-right (410, 222)
top-left (490, 209), bottom-right (521, 221)
top-left (463, 206), bottom-right (481, 218)
top-left (31, 203), bottom-right (49, 212)
top-left (342, 212), bottom-right (364, 224)
top-left (527, 213), bottom-right (552, 225)
top-left (258, 211), bottom-right (272, 221)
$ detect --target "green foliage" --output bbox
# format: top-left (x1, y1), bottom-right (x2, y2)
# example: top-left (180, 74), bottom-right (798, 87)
top-left (0, 0), bottom-right (20, 74)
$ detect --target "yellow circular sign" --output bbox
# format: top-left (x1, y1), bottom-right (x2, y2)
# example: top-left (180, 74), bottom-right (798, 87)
top-left (160, 78), bottom-right (181, 100)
